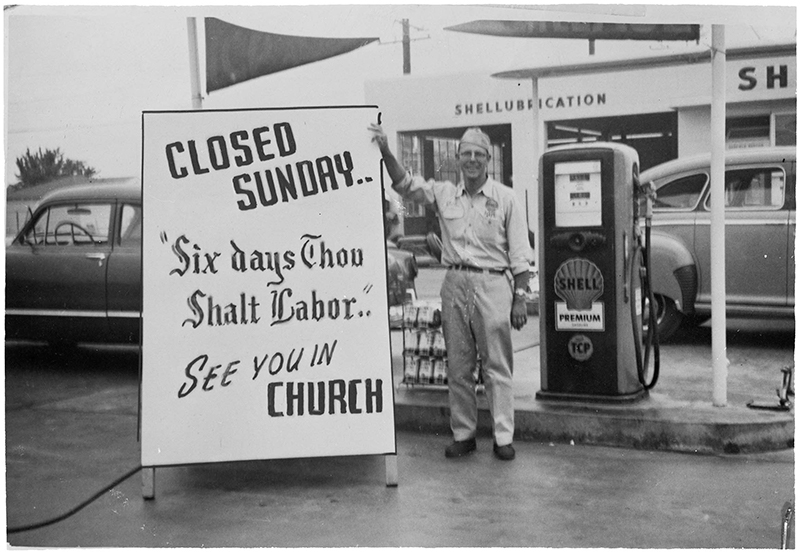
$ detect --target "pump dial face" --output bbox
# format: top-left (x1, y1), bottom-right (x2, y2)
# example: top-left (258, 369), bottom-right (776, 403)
top-left (554, 160), bottom-right (602, 227)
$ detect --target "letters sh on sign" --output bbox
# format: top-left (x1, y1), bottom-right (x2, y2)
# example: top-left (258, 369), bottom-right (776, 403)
top-left (141, 106), bottom-right (396, 466)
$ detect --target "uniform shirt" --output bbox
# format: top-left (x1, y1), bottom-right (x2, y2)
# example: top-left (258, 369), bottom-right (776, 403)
top-left (393, 173), bottom-right (532, 275)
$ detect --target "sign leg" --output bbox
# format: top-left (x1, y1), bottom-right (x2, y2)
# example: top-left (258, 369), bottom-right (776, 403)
top-left (385, 454), bottom-right (398, 487)
top-left (142, 467), bottom-right (156, 499)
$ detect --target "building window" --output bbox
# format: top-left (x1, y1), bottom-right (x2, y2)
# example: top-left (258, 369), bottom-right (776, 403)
top-left (432, 139), bottom-right (460, 184)
top-left (545, 112), bottom-right (678, 171)
top-left (397, 134), bottom-right (425, 217)
top-left (726, 115), bottom-right (770, 149)
top-left (774, 113), bottom-right (796, 146)
top-left (398, 134), bottom-right (423, 176)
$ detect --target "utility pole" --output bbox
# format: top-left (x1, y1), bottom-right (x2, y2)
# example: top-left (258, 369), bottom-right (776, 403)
top-left (402, 19), bottom-right (411, 74)
top-left (381, 19), bottom-right (428, 75)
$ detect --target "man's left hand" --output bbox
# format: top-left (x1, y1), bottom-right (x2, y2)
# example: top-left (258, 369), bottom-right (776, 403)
top-left (511, 297), bottom-right (528, 330)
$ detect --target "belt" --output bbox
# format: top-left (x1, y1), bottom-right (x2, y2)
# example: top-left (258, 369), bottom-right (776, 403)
top-left (448, 264), bottom-right (507, 276)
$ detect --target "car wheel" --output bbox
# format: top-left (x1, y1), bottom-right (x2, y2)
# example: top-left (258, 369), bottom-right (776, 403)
top-left (645, 294), bottom-right (685, 342)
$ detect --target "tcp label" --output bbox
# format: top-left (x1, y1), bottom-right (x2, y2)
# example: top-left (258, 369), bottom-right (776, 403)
top-left (568, 334), bottom-right (594, 362)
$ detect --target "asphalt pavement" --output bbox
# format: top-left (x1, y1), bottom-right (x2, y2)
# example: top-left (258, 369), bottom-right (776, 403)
top-left (4, 266), bottom-right (796, 547)
top-left (4, 373), bottom-right (795, 548)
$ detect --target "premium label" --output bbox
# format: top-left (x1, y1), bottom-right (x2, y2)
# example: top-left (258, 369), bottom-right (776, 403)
top-left (556, 302), bottom-right (605, 331)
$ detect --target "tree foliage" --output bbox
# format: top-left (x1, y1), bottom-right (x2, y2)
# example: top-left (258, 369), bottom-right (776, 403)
top-left (14, 147), bottom-right (97, 188)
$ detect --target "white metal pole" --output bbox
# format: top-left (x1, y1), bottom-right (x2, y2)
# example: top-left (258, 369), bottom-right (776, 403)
top-left (531, 76), bottom-right (541, 255)
top-left (187, 17), bottom-right (203, 110)
top-left (531, 75), bottom-right (541, 161)
top-left (710, 25), bottom-right (727, 407)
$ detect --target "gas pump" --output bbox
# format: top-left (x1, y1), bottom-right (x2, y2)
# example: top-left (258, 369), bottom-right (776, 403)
top-left (536, 142), bottom-right (659, 402)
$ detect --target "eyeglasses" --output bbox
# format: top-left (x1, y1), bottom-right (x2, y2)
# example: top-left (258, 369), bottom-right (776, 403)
top-left (458, 150), bottom-right (488, 161)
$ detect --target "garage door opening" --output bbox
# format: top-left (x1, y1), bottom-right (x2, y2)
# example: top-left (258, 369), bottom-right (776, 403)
top-left (547, 112), bottom-right (678, 171)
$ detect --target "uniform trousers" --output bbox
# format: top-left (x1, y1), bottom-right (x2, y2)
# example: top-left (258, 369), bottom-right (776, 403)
top-left (440, 268), bottom-right (515, 446)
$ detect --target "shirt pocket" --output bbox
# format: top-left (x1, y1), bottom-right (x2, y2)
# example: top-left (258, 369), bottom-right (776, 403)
top-left (441, 204), bottom-right (467, 239)
top-left (442, 204), bottom-right (465, 219)
top-left (475, 206), bottom-right (505, 242)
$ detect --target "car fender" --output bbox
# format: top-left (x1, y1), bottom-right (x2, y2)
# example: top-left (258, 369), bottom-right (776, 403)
top-left (647, 230), bottom-right (698, 316)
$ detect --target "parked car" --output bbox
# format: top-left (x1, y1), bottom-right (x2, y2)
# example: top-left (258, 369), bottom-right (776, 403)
top-left (641, 147), bottom-right (795, 339)
top-left (6, 180), bottom-right (417, 346)
top-left (386, 240), bottom-right (418, 307)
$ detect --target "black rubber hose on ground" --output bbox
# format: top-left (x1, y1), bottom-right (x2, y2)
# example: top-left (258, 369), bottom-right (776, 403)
top-left (7, 465), bottom-right (143, 534)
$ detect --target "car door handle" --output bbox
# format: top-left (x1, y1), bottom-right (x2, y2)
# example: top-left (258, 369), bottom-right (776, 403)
top-left (85, 253), bottom-right (107, 266)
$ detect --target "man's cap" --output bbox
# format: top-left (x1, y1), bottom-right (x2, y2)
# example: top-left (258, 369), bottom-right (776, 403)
top-left (459, 128), bottom-right (491, 155)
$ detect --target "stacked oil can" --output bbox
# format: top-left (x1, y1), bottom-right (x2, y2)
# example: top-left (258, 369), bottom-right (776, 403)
top-left (401, 299), bottom-right (483, 388)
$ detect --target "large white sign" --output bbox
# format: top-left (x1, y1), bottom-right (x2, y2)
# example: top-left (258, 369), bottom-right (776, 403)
top-left (141, 106), bottom-right (395, 466)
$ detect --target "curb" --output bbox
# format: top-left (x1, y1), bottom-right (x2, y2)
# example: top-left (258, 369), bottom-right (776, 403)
top-left (393, 388), bottom-right (795, 454)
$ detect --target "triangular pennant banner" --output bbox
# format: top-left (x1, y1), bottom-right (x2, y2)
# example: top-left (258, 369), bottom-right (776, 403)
top-left (205, 17), bottom-right (379, 93)
top-left (444, 20), bottom-right (700, 42)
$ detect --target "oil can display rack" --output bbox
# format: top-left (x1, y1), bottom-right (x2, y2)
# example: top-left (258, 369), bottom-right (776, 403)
top-left (400, 299), bottom-right (483, 391)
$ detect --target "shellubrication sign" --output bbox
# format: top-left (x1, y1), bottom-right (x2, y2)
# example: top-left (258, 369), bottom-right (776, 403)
top-left (140, 106), bottom-right (395, 467)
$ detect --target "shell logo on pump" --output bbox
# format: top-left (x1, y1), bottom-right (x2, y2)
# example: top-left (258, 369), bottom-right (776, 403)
top-left (554, 258), bottom-right (604, 310)
top-left (553, 258), bottom-right (605, 331)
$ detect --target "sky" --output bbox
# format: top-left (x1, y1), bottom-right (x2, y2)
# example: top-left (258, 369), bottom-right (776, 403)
top-left (3, 3), bottom-right (797, 186)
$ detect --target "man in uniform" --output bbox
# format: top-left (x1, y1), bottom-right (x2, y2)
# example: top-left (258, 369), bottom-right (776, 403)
top-left (370, 124), bottom-right (531, 461)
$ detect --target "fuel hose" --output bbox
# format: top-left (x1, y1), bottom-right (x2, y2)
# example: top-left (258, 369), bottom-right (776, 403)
top-left (631, 208), bottom-right (660, 390)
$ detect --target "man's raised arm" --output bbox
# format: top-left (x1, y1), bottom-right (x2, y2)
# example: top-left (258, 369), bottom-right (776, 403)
top-left (369, 123), bottom-right (407, 186)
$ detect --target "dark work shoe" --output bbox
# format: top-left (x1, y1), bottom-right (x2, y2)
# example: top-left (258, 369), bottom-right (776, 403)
top-left (445, 438), bottom-right (477, 458)
top-left (493, 442), bottom-right (516, 461)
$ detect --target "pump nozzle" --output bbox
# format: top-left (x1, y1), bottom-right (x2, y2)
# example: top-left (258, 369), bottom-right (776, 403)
top-left (639, 180), bottom-right (657, 222)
